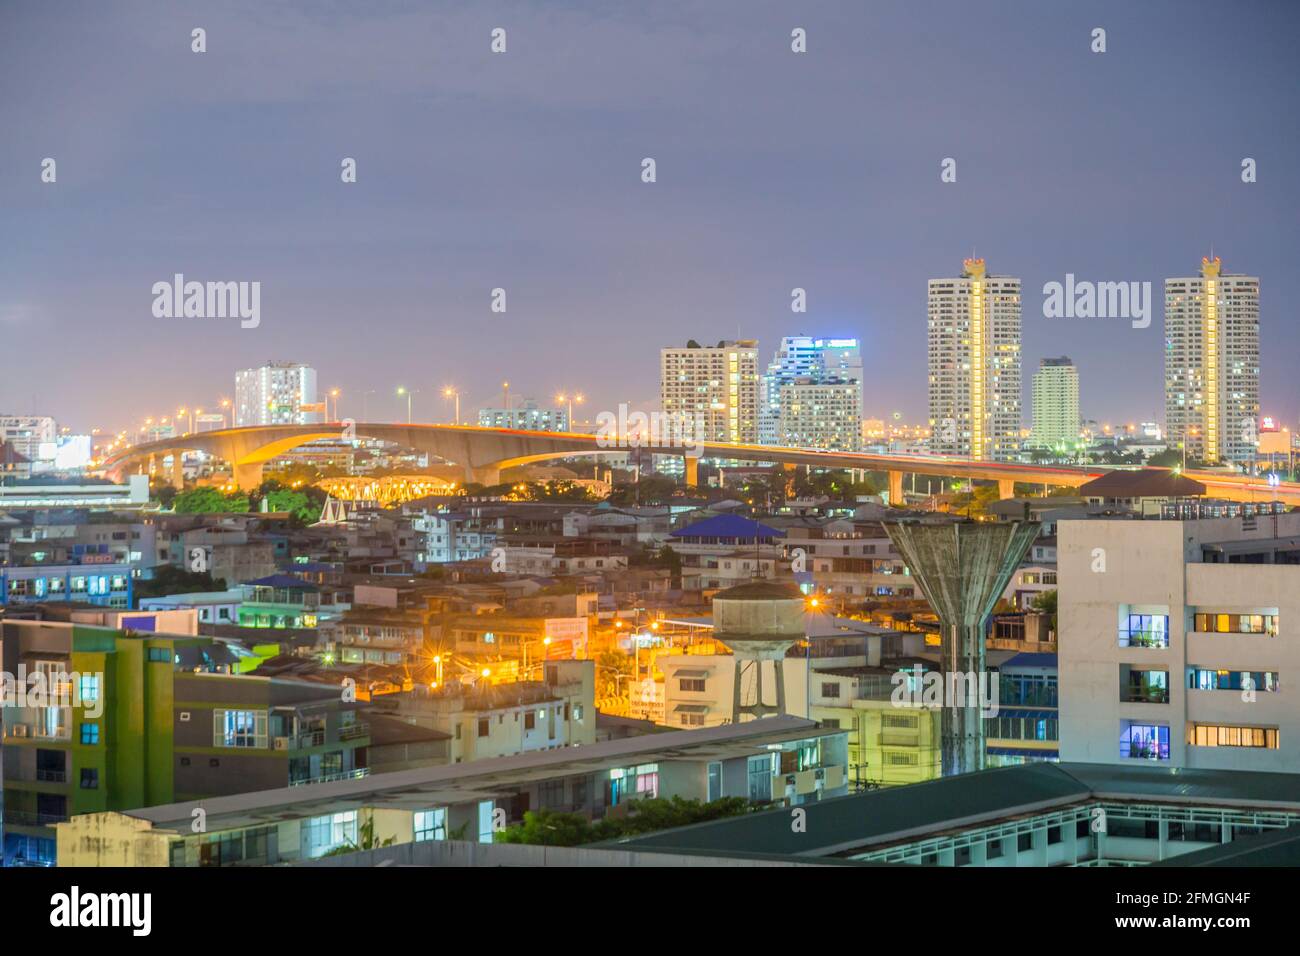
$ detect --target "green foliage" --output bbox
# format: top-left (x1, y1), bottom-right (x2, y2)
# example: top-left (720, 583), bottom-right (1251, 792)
top-left (134, 565), bottom-right (227, 602)
top-left (172, 486), bottom-right (250, 513)
top-left (494, 796), bottom-right (755, 847)
top-left (792, 469), bottom-right (877, 500)
top-left (263, 488), bottom-right (323, 524)
top-left (607, 474), bottom-right (678, 506)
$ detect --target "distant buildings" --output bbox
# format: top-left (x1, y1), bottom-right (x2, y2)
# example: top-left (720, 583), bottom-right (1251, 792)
top-left (0, 415), bottom-right (56, 462)
top-left (1030, 357), bottom-right (1080, 451)
top-left (760, 337), bottom-right (863, 449)
top-left (660, 340), bottom-right (760, 444)
top-left (1164, 256), bottom-right (1260, 465)
top-left (476, 399), bottom-right (568, 432)
top-left (927, 259), bottom-right (1022, 460)
top-left (234, 362), bottom-right (319, 427)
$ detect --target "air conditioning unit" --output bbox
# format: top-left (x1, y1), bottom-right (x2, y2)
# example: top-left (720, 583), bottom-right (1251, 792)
top-left (10, 724), bottom-right (30, 738)
top-left (273, 737), bottom-right (290, 751)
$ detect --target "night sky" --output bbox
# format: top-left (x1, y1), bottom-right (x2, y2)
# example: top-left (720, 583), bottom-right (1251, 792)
top-left (2, 0), bottom-right (1297, 435)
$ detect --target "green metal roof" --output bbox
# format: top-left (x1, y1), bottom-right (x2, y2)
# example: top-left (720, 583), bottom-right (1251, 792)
top-left (611, 761), bottom-right (1300, 858)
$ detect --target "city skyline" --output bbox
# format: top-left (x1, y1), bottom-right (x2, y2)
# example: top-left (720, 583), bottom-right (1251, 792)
top-left (3, 1), bottom-right (1298, 435)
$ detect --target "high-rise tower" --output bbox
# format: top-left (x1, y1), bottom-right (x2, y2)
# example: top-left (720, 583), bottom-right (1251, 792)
top-left (1164, 256), bottom-right (1260, 465)
top-left (927, 259), bottom-right (1022, 461)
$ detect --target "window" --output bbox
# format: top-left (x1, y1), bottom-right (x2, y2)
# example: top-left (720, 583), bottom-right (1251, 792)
top-left (1189, 724), bottom-right (1279, 749)
top-left (524, 712), bottom-right (535, 730)
top-left (747, 754), bottom-right (773, 802)
top-left (1120, 613), bottom-right (1169, 648)
top-left (678, 678), bottom-right (706, 692)
top-left (302, 810), bottom-right (358, 857)
top-left (414, 808), bottom-right (447, 842)
top-left (78, 674), bottom-right (100, 705)
top-left (1193, 612), bottom-right (1278, 636)
top-left (820, 682), bottom-right (841, 699)
top-left (1120, 724), bottom-right (1170, 760)
top-left (214, 710), bottom-right (268, 748)
top-left (477, 718), bottom-right (489, 738)
top-left (80, 722), bottom-right (100, 745)
top-left (80, 768), bottom-right (99, 789)
top-left (147, 647), bottom-right (171, 663)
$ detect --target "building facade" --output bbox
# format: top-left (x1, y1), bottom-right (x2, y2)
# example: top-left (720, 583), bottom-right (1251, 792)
top-left (1164, 256), bottom-right (1260, 465)
top-left (234, 362), bottom-right (319, 427)
top-left (1030, 356), bottom-right (1080, 451)
top-left (927, 259), bottom-right (1022, 461)
top-left (660, 340), bottom-right (760, 445)
top-left (760, 336), bottom-right (863, 446)
top-left (1058, 512), bottom-right (1300, 772)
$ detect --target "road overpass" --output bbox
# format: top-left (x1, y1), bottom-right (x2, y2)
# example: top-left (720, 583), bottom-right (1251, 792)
top-left (98, 422), bottom-right (1300, 506)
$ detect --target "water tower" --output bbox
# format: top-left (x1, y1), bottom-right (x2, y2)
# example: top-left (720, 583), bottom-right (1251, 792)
top-left (884, 519), bottom-right (1040, 776)
top-left (711, 581), bottom-right (806, 722)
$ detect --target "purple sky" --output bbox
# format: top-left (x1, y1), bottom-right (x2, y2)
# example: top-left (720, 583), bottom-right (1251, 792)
top-left (2, 0), bottom-right (1297, 436)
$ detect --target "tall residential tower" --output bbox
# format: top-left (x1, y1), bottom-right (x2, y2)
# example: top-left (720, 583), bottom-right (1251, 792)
top-left (1164, 256), bottom-right (1259, 465)
top-left (660, 340), bottom-right (760, 444)
top-left (760, 336), bottom-right (863, 450)
top-left (234, 362), bottom-right (319, 427)
top-left (1030, 357), bottom-right (1080, 451)
top-left (927, 259), bottom-right (1022, 461)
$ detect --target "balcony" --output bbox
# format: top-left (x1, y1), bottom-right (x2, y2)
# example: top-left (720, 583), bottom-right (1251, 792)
top-left (338, 723), bottom-right (369, 742)
top-left (1118, 628), bottom-right (1169, 649)
top-left (34, 769), bottom-right (67, 784)
top-left (4, 809), bottom-right (69, 827)
top-left (288, 767), bottom-right (371, 788)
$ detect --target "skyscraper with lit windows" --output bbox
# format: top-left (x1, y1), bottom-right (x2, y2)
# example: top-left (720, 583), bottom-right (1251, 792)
top-left (927, 259), bottom-right (1021, 461)
top-left (1164, 257), bottom-right (1259, 465)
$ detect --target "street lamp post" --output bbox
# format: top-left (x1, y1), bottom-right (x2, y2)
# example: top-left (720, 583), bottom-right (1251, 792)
top-left (555, 392), bottom-right (585, 430)
top-left (396, 387), bottom-right (414, 424)
top-left (329, 388), bottom-right (341, 422)
top-left (443, 387), bottom-right (460, 425)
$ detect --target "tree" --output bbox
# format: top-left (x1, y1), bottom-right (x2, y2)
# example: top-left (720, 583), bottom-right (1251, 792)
top-left (172, 486), bottom-right (250, 513)
top-left (1030, 589), bottom-right (1058, 632)
top-left (134, 565), bottom-right (227, 602)
top-left (493, 797), bottom-right (755, 847)
top-left (1147, 449), bottom-right (1182, 468)
top-left (262, 488), bottom-right (324, 525)
top-left (320, 815), bottom-right (396, 857)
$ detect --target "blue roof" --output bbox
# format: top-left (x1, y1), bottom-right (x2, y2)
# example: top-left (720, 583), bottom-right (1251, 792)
top-left (670, 515), bottom-right (785, 540)
top-left (1000, 652), bottom-right (1057, 670)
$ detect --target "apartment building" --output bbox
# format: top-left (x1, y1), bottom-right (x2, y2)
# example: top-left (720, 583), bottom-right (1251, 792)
top-left (1164, 256), bottom-right (1260, 465)
top-left (927, 258), bottom-right (1022, 461)
top-left (1058, 509), bottom-right (1300, 771)
top-left (660, 340), bottom-right (760, 445)
top-left (0, 619), bottom-right (367, 866)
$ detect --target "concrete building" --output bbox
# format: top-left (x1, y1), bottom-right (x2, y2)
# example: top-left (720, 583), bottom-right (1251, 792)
top-left (927, 258), bottom-right (1022, 461)
top-left (234, 362), bottom-right (319, 427)
top-left (776, 378), bottom-right (862, 452)
top-left (1030, 356), bottom-right (1080, 451)
top-left (1164, 256), bottom-right (1260, 465)
top-left (54, 716), bottom-right (848, 866)
top-left (0, 415), bottom-right (56, 462)
top-left (476, 399), bottom-right (568, 432)
top-left (1058, 511), bottom-right (1300, 771)
top-left (0, 619), bottom-right (367, 866)
top-left (660, 340), bottom-right (760, 445)
top-left (617, 761), bottom-right (1300, 867)
top-left (760, 336), bottom-right (863, 447)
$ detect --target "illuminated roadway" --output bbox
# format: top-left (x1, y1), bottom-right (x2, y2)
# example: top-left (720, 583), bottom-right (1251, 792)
top-left (98, 422), bottom-right (1300, 506)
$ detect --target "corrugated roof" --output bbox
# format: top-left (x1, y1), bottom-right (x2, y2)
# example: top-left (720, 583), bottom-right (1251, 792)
top-left (670, 514), bottom-right (785, 539)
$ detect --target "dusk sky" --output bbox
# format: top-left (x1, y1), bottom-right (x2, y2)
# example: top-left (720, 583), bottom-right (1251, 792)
top-left (3, 0), bottom-right (1297, 435)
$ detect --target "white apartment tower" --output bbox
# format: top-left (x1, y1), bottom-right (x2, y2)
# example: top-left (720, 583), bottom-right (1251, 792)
top-left (760, 336), bottom-right (863, 448)
top-left (234, 362), bottom-right (319, 427)
top-left (1164, 256), bottom-right (1260, 465)
top-left (927, 259), bottom-right (1022, 461)
top-left (660, 340), bottom-right (760, 444)
top-left (1030, 356), bottom-right (1080, 450)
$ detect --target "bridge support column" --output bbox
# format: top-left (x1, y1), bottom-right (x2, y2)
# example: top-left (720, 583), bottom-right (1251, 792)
top-left (467, 465), bottom-right (500, 487)
top-left (170, 454), bottom-right (185, 490)
top-left (998, 478), bottom-right (1016, 500)
top-left (232, 462), bottom-right (263, 491)
top-left (683, 455), bottom-right (699, 488)
top-left (888, 471), bottom-right (904, 505)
